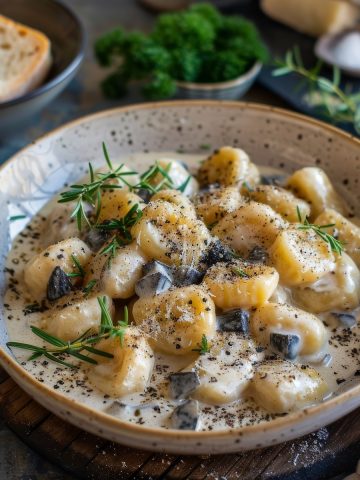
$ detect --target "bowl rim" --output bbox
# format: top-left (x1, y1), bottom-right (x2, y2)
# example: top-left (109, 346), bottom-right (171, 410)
top-left (176, 61), bottom-right (262, 91)
top-left (0, 0), bottom-right (86, 109)
top-left (1, 99), bottom-right (360, 443)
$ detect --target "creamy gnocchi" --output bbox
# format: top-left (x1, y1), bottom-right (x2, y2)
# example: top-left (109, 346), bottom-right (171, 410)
top-left (5, 146), bottom-right (360, 432)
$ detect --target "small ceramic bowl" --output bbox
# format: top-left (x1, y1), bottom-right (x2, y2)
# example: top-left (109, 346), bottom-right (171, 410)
top-left (176, 62), bottom-right (262, 100)
top-left (0, 0), bottom-right (85, 134)
top-left (315, 29), bottom-right (360, 78)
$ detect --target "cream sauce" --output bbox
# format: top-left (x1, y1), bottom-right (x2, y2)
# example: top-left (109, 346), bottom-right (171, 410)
top-left (4, 152), bottom-right (360, 431)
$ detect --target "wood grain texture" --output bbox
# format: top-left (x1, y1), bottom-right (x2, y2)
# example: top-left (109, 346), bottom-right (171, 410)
top-left (1, 367), bottom-right (360, 480)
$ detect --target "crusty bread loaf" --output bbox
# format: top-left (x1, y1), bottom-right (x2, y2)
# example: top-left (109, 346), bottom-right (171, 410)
top-left (0, 15), bottom-right (52, 102)
top-left (261, 0), bottom-right (359, 37)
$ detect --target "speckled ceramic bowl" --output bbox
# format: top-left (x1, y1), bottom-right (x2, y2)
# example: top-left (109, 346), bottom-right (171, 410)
top-left (0, 101), bottom-right (360, 454)
top-left (176, 62), bottom-right (262, 100)
top-left (0, 0), bottom-right (85, 134)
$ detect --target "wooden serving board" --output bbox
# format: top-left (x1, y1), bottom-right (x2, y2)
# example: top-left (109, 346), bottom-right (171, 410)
top-left (0, 367), bottom-right (359, 480)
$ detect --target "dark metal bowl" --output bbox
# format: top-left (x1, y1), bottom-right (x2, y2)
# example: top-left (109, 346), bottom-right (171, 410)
top-left (0, 0), bottom-right (85, 132)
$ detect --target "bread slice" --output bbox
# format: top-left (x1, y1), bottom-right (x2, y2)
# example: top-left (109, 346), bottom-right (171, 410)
top-left (261, 0), bottom-right (359, 37)
top-left (0, 15), bottom-right (52, 102)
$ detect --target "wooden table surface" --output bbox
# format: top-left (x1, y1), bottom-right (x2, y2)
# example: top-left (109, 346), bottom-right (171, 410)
top-left (0, 1), bottom-right (357, 479)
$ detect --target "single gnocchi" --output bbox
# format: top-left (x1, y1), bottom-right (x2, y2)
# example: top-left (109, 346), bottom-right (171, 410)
top-left (250, 360), bottom-right (327, 413)
top-left (151, 189), bottom-right (197, 219)
top-left (286, 167), bottom-right (347, 218)
top-left (23, 238), bottom-right (91, 300)
top-left (251, 302), bottom-right (327, 355)
top-left (184, 332), bottom-right (263, 404)
top-left (203, 260), bottom-right (279, 310)
top-left (87, 327), bottom-right (154, 397)
top-left (41, 292), bottom-right (114, 341)
top-left (193, 185), bottom-right (243, 226)
top-left (248, 185), bottom-right (311, 222)
top-left (197, 146), bottom-right (260, 188)
top-left (84, 241), bottom-right (148, 299)
top-left (98, 189), bottom-right (145, 223)
top-left (132, 285), bottom-right (217, 355)
top-left (315, 208), bottom-right (360, 268)
top-left (131, 200), bottom-right (211, 266)
top-left (213, 201), bottom-right (286, 256)
top-left (292, 252), bottom-right (360, 313)
top-left (269, 227), bottom-right (335, 286)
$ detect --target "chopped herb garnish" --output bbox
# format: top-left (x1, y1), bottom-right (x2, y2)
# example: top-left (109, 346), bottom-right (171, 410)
top-left (9, 215), bottom-right (27, 222)
top-left (100, 236), bottom-right (124, 263)
top-left (242, 181), bottom-right (254, 192)
top-left (7, 296), bottom-right (130, 368)
top-left (58, 143), bottom-right (138, 230)
top-left (178, 175), bottom-right (191, 194)
top-left (83, 279), bottom-right (97, 296)
top-left (134, 161), bottom-right (174, 194)
top-left (192, 334), bottom-right (210, 355)
top-left (199, 144), bottom-right (211, 151)
top-left (296, 206), bottom-right (344, 255)
top-left (96, 203), bottom-right (143, 241)
top-left (232, 267), bottom-right (249, 278)
top-left (66, 254), bottom-right (85, 278)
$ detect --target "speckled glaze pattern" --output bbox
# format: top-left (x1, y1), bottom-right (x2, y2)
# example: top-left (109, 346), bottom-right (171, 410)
top-left (0, 101), bottom-right (360, 455)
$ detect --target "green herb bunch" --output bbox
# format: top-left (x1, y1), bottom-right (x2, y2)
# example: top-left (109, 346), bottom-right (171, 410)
top-left (95, 3), bottom-right (268, 100)
top-left (273, 48), bottom-right (360, 135)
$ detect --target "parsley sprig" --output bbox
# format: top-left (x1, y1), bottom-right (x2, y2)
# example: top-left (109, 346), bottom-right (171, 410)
top-left (192, 334), bottom-right (210, 355)
top-left (7, 296), bottom-right (129, 369)
top-left (296, 206), bottom-right (344, 255)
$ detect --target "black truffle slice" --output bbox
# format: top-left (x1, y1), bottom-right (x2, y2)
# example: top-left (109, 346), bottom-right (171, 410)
top-left (201, 240), bottom-right (234, 268)
top-left (47, 266), bottom-right (72, 301)
top-left (172, 266), bottom-right (204, 287)
top-left (216, 309), bottom-right (250, 334)
top-left (85, 228), bottom-right (110, 252)
top-left (169, 371), bottom-right (200, 399)
top-left (270, 332), bottom-right (300, 360)
top-left (171, 400), bottom-right (199, 430)
top-left (137, 188), bottom-right (152, 203)
top-left (247, 246), bottom-right (268, 264)
top-left (142, 260), bottom-right (173, 280)
top-left (331, 312), bottom-right (357, 328)
top-left (135, 272), bottom-right (172, 297)
top-left (261, 174), bottom-right (285, 186)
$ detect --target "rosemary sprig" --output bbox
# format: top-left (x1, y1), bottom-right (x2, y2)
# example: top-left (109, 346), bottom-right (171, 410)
top-left (66, 254), bottom-right (85, 278)
top-left (9, 214), bottom-right (27, 222)
top-left (192, 334), bottom-right (210, 355)
top-left (296, 206), bottom-right (344, 255)
top-left (178, 175), bottom-right (191, 193)
top-left (231, 267), bottom-right (249, 278)
top-left (58, 143), bottom-right (138, 230)
top-left (100, 236), bottom-right (124, 262)
top-left (7, 296), bottom-right (130, 368)
top-left (95, 203), bottom-right (143, 241)
top-left (83, 279), bottom-right (97, 296)
top-left (242, 181), bottom-right (254, 192)
top-left (273, 47), bottom-right (360, 134)
top-left (134, 161), bottom-right (174, 193)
